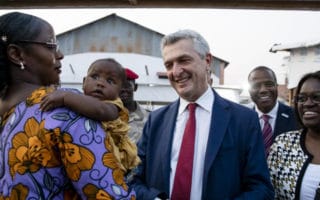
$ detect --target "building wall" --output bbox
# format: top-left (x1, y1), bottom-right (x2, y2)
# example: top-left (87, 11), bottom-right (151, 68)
top-left (211, 56), bottom-right (228, 85)
top-left (280, 45), bottom-right (320, 105)
top-left (57, 14), bottom-right (163, 57)
top-left (287, 46), bottom-right (320, 89)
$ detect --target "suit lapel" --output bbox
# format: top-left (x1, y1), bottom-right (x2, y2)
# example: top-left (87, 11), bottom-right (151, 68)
top-left (274, 103), bottom-right (289, 137)
top-left (202, 91), bottom-right (231, 187)
top-left (160, 100), bottom-right (180, 192)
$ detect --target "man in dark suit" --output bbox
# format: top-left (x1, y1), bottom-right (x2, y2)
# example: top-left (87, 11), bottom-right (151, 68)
top-left (247, 66), bottom-right (299, 154)
top-left (131, 29), bottom-right (274, 200)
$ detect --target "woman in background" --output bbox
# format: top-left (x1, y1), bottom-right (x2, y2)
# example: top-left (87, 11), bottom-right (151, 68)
top-left (268, 70), bottom-right (320, 200)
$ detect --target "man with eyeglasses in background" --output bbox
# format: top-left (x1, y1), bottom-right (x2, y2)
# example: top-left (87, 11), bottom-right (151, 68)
top-left (120, 68), bottom-right (150, 144)
top-left (247, 66), bottom-right (299, 156)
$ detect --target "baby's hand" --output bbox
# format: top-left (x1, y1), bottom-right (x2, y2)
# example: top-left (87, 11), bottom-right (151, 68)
top-left (41, 90), bottom-right (66, 111)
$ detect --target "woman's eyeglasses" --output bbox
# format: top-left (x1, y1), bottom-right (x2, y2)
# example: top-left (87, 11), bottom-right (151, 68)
top-left (295, 92), bottom-right (320, 104)
top-left (17, 40), bottom-right (59, 53)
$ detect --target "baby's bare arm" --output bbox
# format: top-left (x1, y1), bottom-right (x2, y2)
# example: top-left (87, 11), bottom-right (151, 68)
top-left (41, 90), bottom-right (118, 121)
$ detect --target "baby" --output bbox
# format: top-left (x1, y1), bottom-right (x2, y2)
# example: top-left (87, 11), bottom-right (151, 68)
top-left (41, 58), bottom-right (140, 173)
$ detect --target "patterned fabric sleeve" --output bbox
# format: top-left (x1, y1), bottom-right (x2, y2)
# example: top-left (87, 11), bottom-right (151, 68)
top-left (44, 90), bottom-right (136, 199)
top-left (0, 87), bottom-right (136, 200)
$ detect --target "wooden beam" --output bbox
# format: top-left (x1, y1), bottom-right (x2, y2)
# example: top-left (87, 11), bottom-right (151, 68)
top-left (1, 0), bottom-right (320, 10)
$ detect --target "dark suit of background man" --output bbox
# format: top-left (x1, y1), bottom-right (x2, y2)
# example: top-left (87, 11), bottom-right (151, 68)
top-left (131, 29), bottom-right (274, 200)
top-left (247, 66), bottom-right (299, 149)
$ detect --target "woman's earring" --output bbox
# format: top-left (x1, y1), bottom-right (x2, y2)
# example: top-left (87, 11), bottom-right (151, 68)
top-left (20, 62), bottom-right (25, 70)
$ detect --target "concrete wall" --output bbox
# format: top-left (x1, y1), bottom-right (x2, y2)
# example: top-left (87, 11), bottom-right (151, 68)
top-left (286, 45), bottom-right (320, 89)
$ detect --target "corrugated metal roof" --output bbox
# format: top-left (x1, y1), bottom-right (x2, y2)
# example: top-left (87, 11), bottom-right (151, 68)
top-left (57, 13), bottom-right (164, 37)
top-left (270, 40), bottom-right (320, 52)
top-left (56, 13), bottom-right (229, 67)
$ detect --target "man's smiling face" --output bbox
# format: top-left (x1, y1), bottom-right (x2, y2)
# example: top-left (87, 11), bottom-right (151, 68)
top-left (248, 68), bottom-right (278, 113)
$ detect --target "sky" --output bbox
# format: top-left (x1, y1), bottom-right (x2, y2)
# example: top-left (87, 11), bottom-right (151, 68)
top-left (1, 8), bottom-right (320, 88)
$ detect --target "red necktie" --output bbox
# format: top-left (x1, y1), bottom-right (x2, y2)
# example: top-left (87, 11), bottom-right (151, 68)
top-left (171, 103), bottom-right (196, 200)
top-left (262, 114), bottom-right (272, 156)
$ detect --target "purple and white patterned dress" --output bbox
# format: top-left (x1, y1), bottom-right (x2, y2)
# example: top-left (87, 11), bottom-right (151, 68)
top-left (0, 87), bottom-right (136, 200)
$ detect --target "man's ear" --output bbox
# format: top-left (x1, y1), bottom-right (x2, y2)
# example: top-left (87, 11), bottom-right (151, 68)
top-left (7, 44), bottom-right (24, 65)
top-left (205, 53), bottom-right (212, 72)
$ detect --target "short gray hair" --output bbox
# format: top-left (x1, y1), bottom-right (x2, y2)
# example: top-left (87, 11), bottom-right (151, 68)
top-left (160, 29), bottom-right (210, 59)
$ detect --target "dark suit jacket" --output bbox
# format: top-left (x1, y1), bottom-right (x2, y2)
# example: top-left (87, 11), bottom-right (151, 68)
top-left (273, 102), bottom-right (299, 139)
top-left (131, 91), bottom-right (274, 200)
top-left (251, 101), bottom-right (299, 141)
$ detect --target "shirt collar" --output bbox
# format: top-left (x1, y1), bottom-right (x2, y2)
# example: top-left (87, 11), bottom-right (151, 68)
top-left (178, 87), bottom-right (214, 115)
top-left (255, 101), bottom-right (279, 119)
